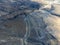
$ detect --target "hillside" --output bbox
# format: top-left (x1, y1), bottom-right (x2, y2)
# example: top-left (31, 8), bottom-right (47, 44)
top-left (0, 0), bottom-right (60, 45)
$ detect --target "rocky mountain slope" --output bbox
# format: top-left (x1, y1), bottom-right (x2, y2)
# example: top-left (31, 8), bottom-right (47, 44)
top-left (0, 0), bottom-right (60, 45)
